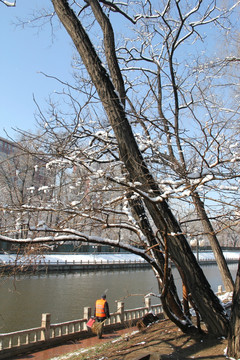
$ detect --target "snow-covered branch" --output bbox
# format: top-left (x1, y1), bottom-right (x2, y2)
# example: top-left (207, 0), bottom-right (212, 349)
top-left (0, 230), bottom-right (157, 268)
top-left (0, 0), bottom-right (16, 6)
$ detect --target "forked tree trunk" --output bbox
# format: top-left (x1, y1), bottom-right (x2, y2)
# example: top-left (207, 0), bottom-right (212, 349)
top-left (52, 0), bottom-right (229, 337)
top-left (127, 194), bottom-right (194, 327)
top-left (227, 259), bottom-right (240, 359)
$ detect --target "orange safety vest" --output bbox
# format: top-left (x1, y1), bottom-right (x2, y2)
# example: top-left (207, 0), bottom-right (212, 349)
top-left (95, 299), bottom-right (107, 318)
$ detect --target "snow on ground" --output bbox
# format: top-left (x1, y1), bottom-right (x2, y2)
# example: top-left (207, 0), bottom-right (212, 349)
top-left (0, 250), bottom-right (239, 264)
top-left (198, 251), bottom-right (240, 261)
top-left (0, 252), bottom-right (145, 264)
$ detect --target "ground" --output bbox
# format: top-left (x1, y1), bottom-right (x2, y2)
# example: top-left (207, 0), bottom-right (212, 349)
top-left (57, 319), bottom-right (229, 360)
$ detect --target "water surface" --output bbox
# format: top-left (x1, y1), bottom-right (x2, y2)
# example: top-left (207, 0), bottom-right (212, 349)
top-left (0, 264), bottom-right (237, 333)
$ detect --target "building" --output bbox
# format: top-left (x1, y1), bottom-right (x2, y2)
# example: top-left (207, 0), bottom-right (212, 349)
top-left (0, 136), bottom-right (49, 251)
top-left (0, 136), bottom-right (18, 160)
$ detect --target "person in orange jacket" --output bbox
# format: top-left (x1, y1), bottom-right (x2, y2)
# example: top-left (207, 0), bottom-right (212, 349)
top-left (94, 294), bottom-right (110, 322)
top-left (94, 294), bottom-right (110, 338)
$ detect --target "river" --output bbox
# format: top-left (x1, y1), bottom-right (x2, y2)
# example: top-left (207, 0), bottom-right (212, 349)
top-left (0, 263), bottom-right (237, 334)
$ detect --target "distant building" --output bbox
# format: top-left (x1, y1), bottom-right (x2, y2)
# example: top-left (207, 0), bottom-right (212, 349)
top-left (0, 136), bottom-right (18, 160)
top-left (0, 136), bottom-right (48, 186)
top-left (0, 136), bottom-right (49, 251)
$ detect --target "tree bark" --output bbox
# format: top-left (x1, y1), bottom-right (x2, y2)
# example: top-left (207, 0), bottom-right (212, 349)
top-left (192, 191), bottom-right (234, 292)
top-left (227, 259), bottom-right (240, 358)
top-left (52, 0), bottom-right (229, 337)
top-left (127, 193), bottom-right (189, 323)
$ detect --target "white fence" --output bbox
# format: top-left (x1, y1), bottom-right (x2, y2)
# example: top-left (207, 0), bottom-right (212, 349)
top-left (1, 257), bottom-right (238, 273)
top-left (0, 258), bottom-right (149, 273)
top-left (1, 252), bottom-right (239, 274)
top-left (0, 297), bottom-right (163, 359)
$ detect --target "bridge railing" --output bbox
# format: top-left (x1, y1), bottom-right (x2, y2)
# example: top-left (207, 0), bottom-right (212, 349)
top-left (0, 327), bottom-right (44, 351)
top-left (0, 296), bottom-right (162, 359)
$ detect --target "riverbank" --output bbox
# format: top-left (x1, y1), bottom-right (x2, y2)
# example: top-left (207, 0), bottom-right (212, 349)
top-left (0, 293), bottom-right (232, 360)
top-left (13, 319), bottom-right (228, 360)
top-left (11, 326), bottom-right (137, 360)
top-left (0, 295), bottom-right (163, 359)
top-left (0, 250), bottom-right (239, 273)
top-left (57, 320), bottom-right (228, 360)
top-left (31, 290), bottom-right (235, 359)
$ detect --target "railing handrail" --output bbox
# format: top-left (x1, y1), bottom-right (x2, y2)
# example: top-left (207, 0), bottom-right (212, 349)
top-left (1, 257), bottom-right (238, 265)
top-left (0, 327), bottom-right (44, 337)
top-left (124, 306), bottom-right (148, 313)
top-left (0, 298), bottom-right (162, 354)
top-left (0, 286), bottom-right (226, 358)
top-left (2, 259), bottom-right (146, 264)
top-left (50, 318), bottom-right (86, 328)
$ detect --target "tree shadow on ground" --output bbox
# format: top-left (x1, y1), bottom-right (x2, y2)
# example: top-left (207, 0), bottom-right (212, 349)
top-left (108, 320), bottom-right (227, 360)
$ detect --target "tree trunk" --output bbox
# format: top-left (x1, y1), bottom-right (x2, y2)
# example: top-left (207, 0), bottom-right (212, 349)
top-left (52, 0), bottom-right (229, 337)
top-left (227, 259), bottom-right (240, 358)
top-left (192, 192), bottom-right (234, 292)
top-left (144, 198), bottom-right (228, 336)
top-left (127, 193), bottom-right (190, 323)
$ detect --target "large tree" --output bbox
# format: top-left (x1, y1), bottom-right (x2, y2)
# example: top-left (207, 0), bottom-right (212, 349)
top-left (1, 0), bottom-right (239, 341)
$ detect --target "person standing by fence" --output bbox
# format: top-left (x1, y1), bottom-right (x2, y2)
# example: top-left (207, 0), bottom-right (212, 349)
top-left (94, 294), bottom-right (110, 338)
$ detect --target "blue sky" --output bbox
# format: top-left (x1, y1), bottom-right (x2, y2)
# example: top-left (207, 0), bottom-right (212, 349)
top-left (0, 0), bottom-right (74, 139)
top-left (1, 1), bottom-right (237, 141)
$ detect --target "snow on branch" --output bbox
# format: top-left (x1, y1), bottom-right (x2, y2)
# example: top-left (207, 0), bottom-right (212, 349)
top-left (0, 0), bottom-right (16, 6)
top-left (0, 230), bottom-right (154, 265)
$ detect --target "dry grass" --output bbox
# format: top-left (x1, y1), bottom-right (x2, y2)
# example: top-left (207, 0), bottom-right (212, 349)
top-left (55, 319), bottom-right (228, 360)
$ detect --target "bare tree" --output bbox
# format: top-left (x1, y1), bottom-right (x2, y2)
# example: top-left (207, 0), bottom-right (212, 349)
top-left (115, 0), bottom-right (238, 293)
top-left (0, 136), bottom-right (56, 245)
top-left (2, 0), bottom-right (240, 341)
top-left (1, 0), bottom-right (233, 337)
